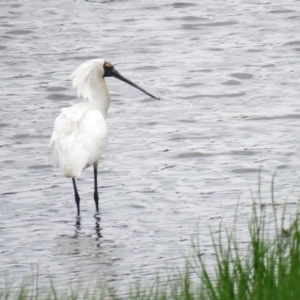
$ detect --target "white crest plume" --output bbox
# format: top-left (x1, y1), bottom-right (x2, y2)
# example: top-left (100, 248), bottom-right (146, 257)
top-left (70, 58), bottom-right (105, 101)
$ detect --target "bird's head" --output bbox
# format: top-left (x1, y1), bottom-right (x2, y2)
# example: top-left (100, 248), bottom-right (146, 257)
top-left (71, 59), bottom-right (159, 101)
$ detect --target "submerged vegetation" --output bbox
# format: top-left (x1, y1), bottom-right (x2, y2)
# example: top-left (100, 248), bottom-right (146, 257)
top-left (2, 180), bottom-right (300, 300)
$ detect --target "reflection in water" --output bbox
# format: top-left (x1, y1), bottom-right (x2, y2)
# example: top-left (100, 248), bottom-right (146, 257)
top-left (73, 214), bottom-right (102, 246)
top-left (49, 214), bottom-right (115, 289)
top-left (94, 213), bottom-right (102, 247)
top-left (74, 216), bottom-right (81, 238)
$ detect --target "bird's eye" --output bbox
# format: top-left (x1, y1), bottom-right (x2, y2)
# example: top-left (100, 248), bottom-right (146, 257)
top-left (104, 63), bottom-right (112, 69)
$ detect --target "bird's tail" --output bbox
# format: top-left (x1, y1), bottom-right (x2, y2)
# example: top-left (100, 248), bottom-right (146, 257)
top-left (50, 133), bottom-right (89, 178)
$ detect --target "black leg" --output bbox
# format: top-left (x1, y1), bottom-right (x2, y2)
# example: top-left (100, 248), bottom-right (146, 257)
top-left (93, 165), bottom-right (99, 212)
top-left (72, 178), bottom-right (80, 216)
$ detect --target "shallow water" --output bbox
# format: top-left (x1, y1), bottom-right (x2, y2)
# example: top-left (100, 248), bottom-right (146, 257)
top-left (1, 0), bottom-right (300, 292)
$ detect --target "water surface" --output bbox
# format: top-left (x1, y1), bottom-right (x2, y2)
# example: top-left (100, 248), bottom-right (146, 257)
top-left (1, 0), bottom-right (300, 292)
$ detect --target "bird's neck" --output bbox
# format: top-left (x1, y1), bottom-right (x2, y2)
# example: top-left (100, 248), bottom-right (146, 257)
top-left (89, 79), bottom-right (110, 117)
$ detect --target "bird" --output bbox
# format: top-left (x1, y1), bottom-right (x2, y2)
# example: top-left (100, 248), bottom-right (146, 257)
top-left (49, 59), bottom-right (159, 216)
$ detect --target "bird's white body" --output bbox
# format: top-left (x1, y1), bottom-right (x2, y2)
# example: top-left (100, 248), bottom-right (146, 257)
top-left (50, 59), bottom-right (109, 178)
top-left (50, 58), bottom-right (158, 215)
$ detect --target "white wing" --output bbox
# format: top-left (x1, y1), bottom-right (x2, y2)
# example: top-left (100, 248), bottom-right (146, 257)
top-left (50, 102), bottom-right (107, 178)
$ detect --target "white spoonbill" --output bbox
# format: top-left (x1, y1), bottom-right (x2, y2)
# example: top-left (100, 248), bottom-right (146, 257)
top-left (50, 59), bottom-right (159, 216)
